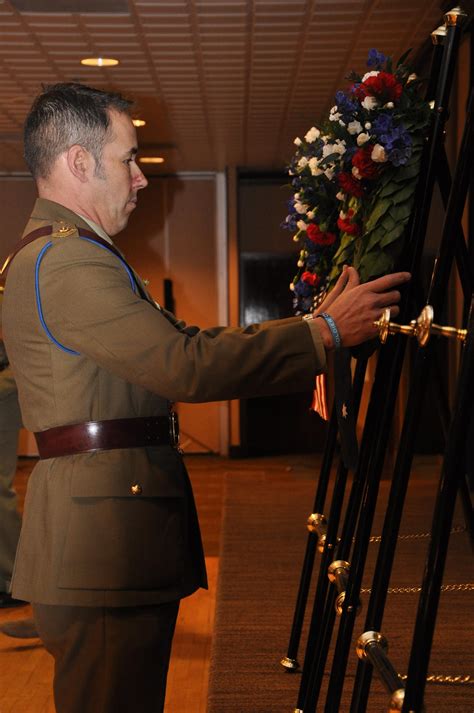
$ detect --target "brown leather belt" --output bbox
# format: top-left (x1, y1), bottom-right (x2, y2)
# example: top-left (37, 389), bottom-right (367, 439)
top-left (34, 414), bottom-right (180, 459)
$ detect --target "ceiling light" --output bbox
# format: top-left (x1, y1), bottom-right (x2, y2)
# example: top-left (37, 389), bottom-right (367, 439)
top-left (139, 157), bottom-right (165, 164)
top-left (132, 119), bottom-right (146, 127)
top-left (80, 57), bottom-right (119, 67)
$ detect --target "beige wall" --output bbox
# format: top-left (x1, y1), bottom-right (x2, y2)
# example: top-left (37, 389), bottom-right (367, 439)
top-left (1, 173), bottom-right (227, 455)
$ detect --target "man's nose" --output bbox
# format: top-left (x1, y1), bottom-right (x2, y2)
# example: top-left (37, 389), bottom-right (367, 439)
top-left (133, 164), bottom-right (148, 190)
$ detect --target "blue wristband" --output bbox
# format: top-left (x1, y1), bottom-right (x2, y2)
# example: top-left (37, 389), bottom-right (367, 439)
top-left (316, 312), bottom-right (342, 350)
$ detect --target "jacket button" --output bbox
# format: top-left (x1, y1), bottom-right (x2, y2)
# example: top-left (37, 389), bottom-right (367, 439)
top-left (130, 483), bottom-right (142, 495)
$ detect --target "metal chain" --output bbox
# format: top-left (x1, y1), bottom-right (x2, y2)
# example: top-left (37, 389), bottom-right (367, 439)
top-left (360, 582), bottom-right (474, 595)
top-left (400, 673), bottom-right (474, 685)
top-left (368, 524), bottom-right (466, 544)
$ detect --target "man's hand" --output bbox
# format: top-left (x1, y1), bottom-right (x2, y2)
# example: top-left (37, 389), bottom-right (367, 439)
top-left (313, 266), bottom-right (410, 349)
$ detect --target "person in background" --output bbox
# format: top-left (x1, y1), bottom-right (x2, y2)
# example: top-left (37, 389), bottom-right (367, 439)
top-left (2, 83), bottom-right (409, 713)
top-left (0, 287), bottom-right (24, 608)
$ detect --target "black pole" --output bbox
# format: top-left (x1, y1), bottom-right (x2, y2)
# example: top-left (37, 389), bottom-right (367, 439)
top-left (294, 358), bottom-right (367, 707)
top-left (283, 404), bottom-right (339, 667)
top-left (402, 298), bottom-right (474, 712)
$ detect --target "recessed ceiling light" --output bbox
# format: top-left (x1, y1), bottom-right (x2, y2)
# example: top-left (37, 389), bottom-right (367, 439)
top-left (132, 119), bottom-right (146, 127)
top-left (80, 57), bottom-right (119, 67)
top-left (139, 157), bottom-right (165, 164)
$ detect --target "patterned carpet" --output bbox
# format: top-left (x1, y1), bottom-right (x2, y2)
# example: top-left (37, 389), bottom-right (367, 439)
top-left (207, 464), bottom-right (473, 712)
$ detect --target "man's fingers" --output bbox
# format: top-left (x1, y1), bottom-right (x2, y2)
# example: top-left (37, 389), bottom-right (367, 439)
top-left (368, 272), bottom-right (411, 292)
top-left (330, 265), bottom-right (350, 298)
top-left (345, 266), bottom-right (360, 289)
top-left (373, 290), bottom-right (401, 307)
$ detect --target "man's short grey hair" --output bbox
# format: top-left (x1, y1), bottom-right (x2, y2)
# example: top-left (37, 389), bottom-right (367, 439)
top-left (24, 83), bottom-right (133, 179)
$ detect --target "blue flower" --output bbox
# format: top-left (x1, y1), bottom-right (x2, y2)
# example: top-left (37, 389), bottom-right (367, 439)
top-left (372, 115), bottom-right (412, 165)
top-left (334, 90), bottom-right (358, 122)
top-left (367, 48), bottom-right (386, 70)
top-left (294, 279), bottom-right (313, 298)
top-left (373, 113), bottom-right (392, 134)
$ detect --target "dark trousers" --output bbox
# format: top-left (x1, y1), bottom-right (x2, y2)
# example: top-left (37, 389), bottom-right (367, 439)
top-left (33, 600), bottom-right (180, 713)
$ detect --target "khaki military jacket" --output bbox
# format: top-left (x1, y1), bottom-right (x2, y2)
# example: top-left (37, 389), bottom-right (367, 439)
top-left (3, 198), bottom-right (326, 607)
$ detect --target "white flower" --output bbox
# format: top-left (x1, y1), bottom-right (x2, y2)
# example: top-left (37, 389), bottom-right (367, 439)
top-left (306, 210), bottom-right (315, 220)
top-left (352, 166), bottom-right (361, 179)
top-left (308, 157), bottom-right (323, 176)
top-left (296, 220), bottom-right (307, 231)
top-left (294, 137), bottom-right (302, 146)
top-left (304, 126), bottom-right (320, 143)
top-left (294, 201), bottom-right (308, 214)
top-left (365, 122), bottom-right (372, 130)
top-left (339, 210), bottom-right (347, 219)
top-left (362, 70), bottom-right (380, 82)
top-left (384, 102), bottom-right (394, 109)
top-left (347, 120), bottom-right (363, 135)
top-left (329, 112), bottom-right (342, 122)
top-left (371, 144), bottom-right (388, 163)
top-left (324, 167), bottom-right (335, 181)
top-left (294, 192), bottom-right (300, 200)
top-left (408, 73), bottom-right (417, 83)
top-left (339, 120), bottom-right (346, 126)
top-left (336, 191), bottom-right (345, 201)
top-left (361, 96), bottom-right (378, 110)
top-left (357, 132), bottom-right (370, 146)
top-left (297, 260), bottom-right (304, 268)
top-left (297, 156), bottom-right (308, 169)
top-left (289, 282), bottom-right (295, 291)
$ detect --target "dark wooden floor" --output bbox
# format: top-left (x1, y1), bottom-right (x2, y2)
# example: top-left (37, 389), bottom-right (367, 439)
top-left (0, 453), bottom-right (471, 712)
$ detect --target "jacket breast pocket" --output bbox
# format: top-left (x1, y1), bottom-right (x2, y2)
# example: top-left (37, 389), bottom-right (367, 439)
top-left (57, 451), bottom-right (187, 591)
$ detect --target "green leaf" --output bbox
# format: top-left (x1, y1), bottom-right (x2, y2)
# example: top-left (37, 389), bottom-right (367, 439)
top-left (379, 223), bottom-right (405, 248)
top-left (389, 201), bottom-right (413, 222)
top-left (364, 199), bottom-right (392, 232)
top-left (391, 183), bottom-right (417, 205)
top-left (358, 250), bottom-right (394, 282)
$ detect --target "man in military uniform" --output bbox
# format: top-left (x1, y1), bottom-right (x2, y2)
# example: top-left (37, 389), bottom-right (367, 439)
top-left (0, 288), bottom-right (24, 609)
top-left (2, 83), bottom-right (408, 713)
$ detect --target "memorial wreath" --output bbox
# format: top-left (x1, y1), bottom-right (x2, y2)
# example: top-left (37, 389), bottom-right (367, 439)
top-left (284, 48), bottom-right (431, 314)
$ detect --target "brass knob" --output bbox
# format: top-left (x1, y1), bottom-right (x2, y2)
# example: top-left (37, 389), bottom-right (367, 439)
top-left (374, 309), bottom-right (415, 344)
top-left (130, 483), bottom-right (142, 495)
top-left (375, 305), bottom-right (467, 347)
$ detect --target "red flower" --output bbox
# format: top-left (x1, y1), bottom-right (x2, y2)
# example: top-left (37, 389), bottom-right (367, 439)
top-left (338, 171), bottom-right (364, 198)
top-left (306, 223), bottom-right (337, 246)
top-left (354, 72), bottom-right (403, 104)
top-left (306, 223), bottom-right (323, 243)
top-left (352, 146), bottom-right (378, 179)
top-left (337, 212), bottom-right (360, 236)
top-left (301, 271), bottom-right (319, 286)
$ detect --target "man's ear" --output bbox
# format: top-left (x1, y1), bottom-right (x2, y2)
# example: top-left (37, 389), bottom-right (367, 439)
top-left (66, 144), bottom-right (92, 182)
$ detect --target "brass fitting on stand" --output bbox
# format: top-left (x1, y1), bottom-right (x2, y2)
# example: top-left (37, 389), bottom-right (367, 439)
top-left (328, 560), bottom-right (361, 616)
top-left (356, 631), bottom-right (405, 713)
top-left (280, 656), bottom-right (299, 672)
top-left (431, 23), bottom-right (447, 44)
top-left (444, 6), bottom-right (468, 27)
top-left (307, 512), bottom-right (328, 553)
top-left (375, 305), bottom-right (467, 347)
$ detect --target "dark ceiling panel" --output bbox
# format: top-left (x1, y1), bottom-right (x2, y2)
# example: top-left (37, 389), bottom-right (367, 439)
top-left (10, 0), bottom-right (129, 13)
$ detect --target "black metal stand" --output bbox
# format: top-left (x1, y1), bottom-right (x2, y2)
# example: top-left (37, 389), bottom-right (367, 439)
top-left (350, 84), bottom-right (474, 713)
top-left (287, 9), bottom-right (471, 713)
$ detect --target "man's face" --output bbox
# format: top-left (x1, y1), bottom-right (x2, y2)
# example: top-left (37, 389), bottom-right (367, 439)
top-left (88, 110), bottom-right (148, 236)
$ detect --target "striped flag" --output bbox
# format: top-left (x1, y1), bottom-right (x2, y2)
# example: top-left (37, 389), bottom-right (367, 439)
top-left (311, 373), bottom-right (329, 420)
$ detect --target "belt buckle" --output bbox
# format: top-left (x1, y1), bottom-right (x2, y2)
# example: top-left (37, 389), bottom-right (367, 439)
top-left (169, 411), bottom-right (182, 453)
